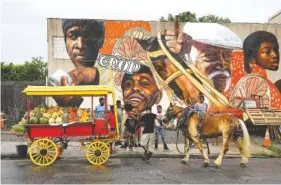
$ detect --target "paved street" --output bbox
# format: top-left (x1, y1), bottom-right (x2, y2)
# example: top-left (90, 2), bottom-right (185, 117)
top-left (2, 158), bottom-right (281, 184)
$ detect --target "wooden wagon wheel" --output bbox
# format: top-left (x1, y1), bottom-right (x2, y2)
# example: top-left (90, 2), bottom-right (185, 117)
top-left (29, 138), bottom-right (58, 166)
top-left (86, 141), bottom-right (110, 165)
top-left (229, 73), bottom-right (271, 108)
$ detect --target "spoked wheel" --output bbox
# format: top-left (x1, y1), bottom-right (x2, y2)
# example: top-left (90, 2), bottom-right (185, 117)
top-left (86, 141), bottom-right (110, 165)
top-left (29, 138), bottom-right (58, 166)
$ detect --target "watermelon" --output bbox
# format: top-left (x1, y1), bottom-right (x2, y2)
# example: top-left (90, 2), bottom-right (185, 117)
top-left (39, 117), bottom-right (48, 124)
top-left (29, 117), bottom-right (38, 124)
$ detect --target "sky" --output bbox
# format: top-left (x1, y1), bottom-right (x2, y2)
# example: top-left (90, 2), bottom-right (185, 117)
top-left (0, 0), bottom-right (280, 64)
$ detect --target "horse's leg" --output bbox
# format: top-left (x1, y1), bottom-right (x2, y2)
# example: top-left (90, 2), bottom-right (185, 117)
top-left (181, 137), bottom-right (190, 164)
top-left (214, 132), bottom-right (230, 167)
top-left (233, 137), bottom-right (245, 166)
top-left (190, 134), bottom-right (210, 167)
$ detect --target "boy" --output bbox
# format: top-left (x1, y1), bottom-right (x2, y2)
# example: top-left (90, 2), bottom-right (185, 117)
top-left (124, 112), bottom-right (138, 152)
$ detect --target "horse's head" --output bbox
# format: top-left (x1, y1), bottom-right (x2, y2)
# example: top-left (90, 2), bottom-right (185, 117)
top-left (165, 103), bottom-right (183, 121)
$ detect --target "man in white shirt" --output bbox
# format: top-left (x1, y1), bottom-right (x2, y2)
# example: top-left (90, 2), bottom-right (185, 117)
top-left (155, 105), bottom-right (169, 150)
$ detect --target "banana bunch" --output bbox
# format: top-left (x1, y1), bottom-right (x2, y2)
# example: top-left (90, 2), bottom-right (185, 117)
top-left (40, 107), bottom-right (46, 114)
top-left (78, 109), bottom-right (89, 122)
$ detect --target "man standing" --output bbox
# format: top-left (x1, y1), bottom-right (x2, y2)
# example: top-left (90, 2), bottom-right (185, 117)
top-left (94, 97), bottom-right (106, 119)
top-left (116, 100), bottom-right (124, 146)
top-left (138, 107), bottom-right (157, 160)
top-left (155, 105), bottom-right (169, 150)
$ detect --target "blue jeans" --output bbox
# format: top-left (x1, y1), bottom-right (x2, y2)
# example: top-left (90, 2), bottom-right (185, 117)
top-left (155, 127), bottom-right (167, 145)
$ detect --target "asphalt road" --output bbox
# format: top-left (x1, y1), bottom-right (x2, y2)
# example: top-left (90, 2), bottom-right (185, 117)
top-left (1, 158), bottom-right (281, 184)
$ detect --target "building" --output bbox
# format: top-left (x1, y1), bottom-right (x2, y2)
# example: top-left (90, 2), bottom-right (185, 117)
top-left (268, 9), bottom-right (281, 23)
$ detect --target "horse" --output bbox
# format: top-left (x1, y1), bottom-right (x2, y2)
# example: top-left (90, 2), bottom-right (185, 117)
top-left (165, 104), bottom-right (250, 167)
top-left (136, 36), bottom-right (201, 105)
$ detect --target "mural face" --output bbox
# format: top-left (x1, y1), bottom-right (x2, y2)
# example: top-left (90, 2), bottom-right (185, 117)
top-left (48, 19), bottom-right (281, 114)
top-left (121, 66), bottom-right (161, 112)
top-left (192, 42), bottom-right (232, 93)
top-left (243, 31), bottom-right (279, 73)
top-left (62, 19), bottom-right (105, 68)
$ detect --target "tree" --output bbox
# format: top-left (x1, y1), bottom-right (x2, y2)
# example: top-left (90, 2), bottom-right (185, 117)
top-left (160, 11), bottom-right (197, 22)
top-left (1, 57), bottom-right (47, 81)
top-left (160, 12), bottom-right (231, 23)
top-left (198, 14), bottom-right (231, 23)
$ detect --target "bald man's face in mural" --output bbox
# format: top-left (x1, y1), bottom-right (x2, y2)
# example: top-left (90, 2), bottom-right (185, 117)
top-left (255, 41), bottom-right (279, 70)
top-left (193, 43), bottom-right (232, 93)
top-left (121, 70), bottom-right (161, 112)
top-left (65, 25), bottom-right (103, 68)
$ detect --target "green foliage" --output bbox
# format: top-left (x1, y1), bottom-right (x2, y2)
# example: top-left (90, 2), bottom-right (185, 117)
top-left (160, 12), bottom-right (231, 23)
top-left (1, 57), bottom-right (47, 81)
top-left (198, 14), bottom-right (231, 23)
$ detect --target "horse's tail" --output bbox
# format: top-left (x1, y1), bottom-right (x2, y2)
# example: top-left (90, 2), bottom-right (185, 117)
top-left (238, 119), bottom-right (250, 158)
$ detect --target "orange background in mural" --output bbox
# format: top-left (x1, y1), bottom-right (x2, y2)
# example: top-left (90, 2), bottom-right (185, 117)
top-left (99, 21), bottom-right (151, 54)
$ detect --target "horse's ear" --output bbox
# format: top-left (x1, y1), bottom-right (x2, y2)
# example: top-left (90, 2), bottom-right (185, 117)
top-left (135, 37), bottom-right (159, 51)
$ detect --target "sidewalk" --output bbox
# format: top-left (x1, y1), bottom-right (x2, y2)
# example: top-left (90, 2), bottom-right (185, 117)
top-left (1, 139), bottom-right (276, 159)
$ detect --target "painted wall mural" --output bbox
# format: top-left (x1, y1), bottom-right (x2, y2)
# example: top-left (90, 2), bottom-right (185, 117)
top-left (47, 19), bottom-right (281, 114)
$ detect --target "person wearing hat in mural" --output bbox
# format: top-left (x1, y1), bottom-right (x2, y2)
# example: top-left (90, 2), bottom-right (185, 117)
top-left (136, 23), bottom-right (242, 107)
top-left (52, 19), bottom-right (105, 107)
top-left (183, 23), bottom-right (242, 94)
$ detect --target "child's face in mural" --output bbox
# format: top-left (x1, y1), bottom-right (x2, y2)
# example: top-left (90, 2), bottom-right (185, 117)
top-left (122, 73), bottom-right (160, 112)
top-left (65, 25), bottom-right (101, 68)
top-left (195, 44), bottom-right (232, 93)
top-left (255, 41), bottom-right (279, 70)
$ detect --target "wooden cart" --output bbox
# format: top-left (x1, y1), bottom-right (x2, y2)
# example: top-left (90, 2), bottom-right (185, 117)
top-left (22, 85), bottom-right (119, 166)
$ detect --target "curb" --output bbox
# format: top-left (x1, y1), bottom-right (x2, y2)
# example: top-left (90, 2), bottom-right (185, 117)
top-left (3, 153), bottom-right (278, 160)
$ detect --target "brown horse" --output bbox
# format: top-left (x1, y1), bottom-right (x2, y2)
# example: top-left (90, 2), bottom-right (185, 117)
top-left (165, 104), bottom-right (250, 167)
top-left (137, 37), bottom-right (201, 105)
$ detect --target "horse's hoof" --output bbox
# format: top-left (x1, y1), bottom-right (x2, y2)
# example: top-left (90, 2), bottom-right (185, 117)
top-left (203, 163), bottom-right (209, 167)
top-left (240, 163), bottom-right (246, 167)
top-left (181, 160), bottom-right (187, 164)
top-left (214, 163), bottom-right (221, 168)
top-left (214, 165), bottom-right (220, 168)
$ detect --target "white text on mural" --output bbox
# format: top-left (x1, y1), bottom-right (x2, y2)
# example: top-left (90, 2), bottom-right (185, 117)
top-left (97, 54), bottom-right (141, 74)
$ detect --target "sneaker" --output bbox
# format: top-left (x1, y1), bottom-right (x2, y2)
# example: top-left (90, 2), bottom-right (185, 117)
top-left (146, 151), bottom-right (153, 159)
top-left (132, 147), bottom-right (136, 152)
top-left (126, 147), bottom-right (130, 152)
top-left (164, 144), bottom-right (169, 150)
top-left (137, 143), bottom-right (142, 147)
top-left (121, 144), bottom-right (127, 148)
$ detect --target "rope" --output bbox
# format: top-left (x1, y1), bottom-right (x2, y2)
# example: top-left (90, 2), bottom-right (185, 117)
top-left (157, 30), bottom-right (231, 108)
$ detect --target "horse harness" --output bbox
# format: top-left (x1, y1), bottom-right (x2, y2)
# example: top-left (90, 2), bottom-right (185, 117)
top-left (227, 113), bottom-right (243, 138)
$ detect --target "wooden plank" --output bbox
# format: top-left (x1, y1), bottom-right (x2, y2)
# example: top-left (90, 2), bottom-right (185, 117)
top-left (245, 108), bottom-right (281, 125)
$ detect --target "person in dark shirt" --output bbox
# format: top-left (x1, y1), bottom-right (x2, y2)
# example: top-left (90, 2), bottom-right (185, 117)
top-left (124, 113), bottom-right (138, 152)
top-left (138, 107), bottom-right (157, 160)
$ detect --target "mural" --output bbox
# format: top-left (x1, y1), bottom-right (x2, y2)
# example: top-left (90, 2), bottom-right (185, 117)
top-left (47, 18), bottom-right (281, 121)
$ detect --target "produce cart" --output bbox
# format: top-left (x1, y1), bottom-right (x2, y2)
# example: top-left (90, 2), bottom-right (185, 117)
top-left (20, 85), bottom-right (119, 166)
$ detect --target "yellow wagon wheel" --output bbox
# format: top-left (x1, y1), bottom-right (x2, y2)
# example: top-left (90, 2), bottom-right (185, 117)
top-left (29, 138), bottom-right (58, 166)
top-left (86, 141), bottom-right (110, 165)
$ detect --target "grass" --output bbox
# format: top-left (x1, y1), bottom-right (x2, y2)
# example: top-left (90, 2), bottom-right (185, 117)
top-left (252, 146), bottom-right (281, 158)
top-left (267, 146), bottom-right (281, 155)
top-left (251, 152), bottom-right (278, 158)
